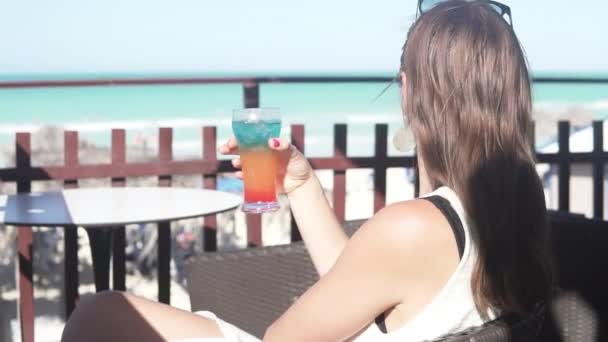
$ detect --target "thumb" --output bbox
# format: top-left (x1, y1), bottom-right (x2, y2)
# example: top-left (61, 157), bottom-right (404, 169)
top-left (268, 137), bottom-right (291, 151)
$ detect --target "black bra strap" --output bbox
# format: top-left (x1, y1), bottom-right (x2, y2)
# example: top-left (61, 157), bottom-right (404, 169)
top-left (375, 313), bottom-right (388, 333)
top-left (374, 195), bottom-right (466, 334)
top-left (422, 195), bottom-right (466, 259)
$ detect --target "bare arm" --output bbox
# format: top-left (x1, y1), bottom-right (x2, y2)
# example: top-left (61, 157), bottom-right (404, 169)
top-left (263, 201), bottom-right (424, 341)
top-left (288, 174), bottom-right (348, 276)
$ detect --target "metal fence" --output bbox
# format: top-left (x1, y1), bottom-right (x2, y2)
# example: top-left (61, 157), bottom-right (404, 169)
top-left (0, 75), bottom-right (607, 342)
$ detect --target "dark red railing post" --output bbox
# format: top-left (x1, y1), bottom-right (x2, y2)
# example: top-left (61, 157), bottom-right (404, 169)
top-left (63, 131), bottom-right (80, 318)
top-left (202, 127), bottom-right (218, 252)
top-left (157, 128), bottom-right (173, 304)
top-left (246, 214), bottom-right (263, 248)
top-left (16, 132), bottom-right (34, 342)
top-left (243, 81), bottom-right (263, 247)
top-left (558, 121), bottom-right (570, 212)
top-left (373, 124), bottom-right (388, 213)
top-left (111, 129), bottom-right (127, 291)
top-left (333, 124), bottom-right (347, 223)
top-left (290, 124), bottom-right (305, 242)
top-left (592, 121), bottom-right (604, 219)
top-left (243, 81), bottom-right (260, 108)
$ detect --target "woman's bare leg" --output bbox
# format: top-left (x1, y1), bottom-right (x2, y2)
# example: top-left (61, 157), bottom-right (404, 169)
top-left (61, 291), bottom-right (224, 342)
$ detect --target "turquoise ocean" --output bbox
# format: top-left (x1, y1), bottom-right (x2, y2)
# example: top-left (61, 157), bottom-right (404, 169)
top-left (1, 72), bottom-right (607, 163)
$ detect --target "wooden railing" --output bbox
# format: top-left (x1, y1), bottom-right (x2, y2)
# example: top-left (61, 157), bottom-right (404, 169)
top-left (1, 75), bottom-right (607, 342)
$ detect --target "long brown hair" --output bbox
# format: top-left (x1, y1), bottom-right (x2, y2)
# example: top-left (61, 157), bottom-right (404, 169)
top-left (402, 0), bottom-right (553, 315)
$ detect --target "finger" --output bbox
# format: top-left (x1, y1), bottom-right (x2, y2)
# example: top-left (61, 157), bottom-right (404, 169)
top-left (268, 137), bottom-right (291, 151)
top-left (231, 158), bottom-right (242, 169)
top-left (227, 137), bottom-right (238, 149)
top-left (235, 171), bottom-right (243, 179)
top-left (218, 137), bottom-right (239, 154)
top-left (218, 144), bottom-right (230, 154)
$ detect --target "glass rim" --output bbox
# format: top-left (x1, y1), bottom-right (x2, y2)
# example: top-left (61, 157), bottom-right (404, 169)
top-left (232, 107), bottom-right (281, 121)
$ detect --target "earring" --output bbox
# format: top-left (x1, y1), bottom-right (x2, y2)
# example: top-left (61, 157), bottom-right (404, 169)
top-left (393, 124), bottom-right (416, 153)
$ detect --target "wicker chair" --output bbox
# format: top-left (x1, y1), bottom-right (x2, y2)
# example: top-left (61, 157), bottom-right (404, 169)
top-left (186, 214), bottom-right (607, 341)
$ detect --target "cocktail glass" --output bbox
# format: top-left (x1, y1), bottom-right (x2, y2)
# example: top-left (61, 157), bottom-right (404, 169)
top-left (232, 108), bottom-right (281, 213)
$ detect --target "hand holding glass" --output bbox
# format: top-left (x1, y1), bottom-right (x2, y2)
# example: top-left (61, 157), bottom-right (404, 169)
top-left (232, 108), bottom-right (281, 213)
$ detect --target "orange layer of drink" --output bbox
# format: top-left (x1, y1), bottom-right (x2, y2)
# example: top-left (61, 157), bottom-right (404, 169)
top-left (240, 148), bottom-right (278, 204)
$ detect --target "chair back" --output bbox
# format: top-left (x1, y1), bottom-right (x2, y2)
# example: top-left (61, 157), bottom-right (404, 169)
top-left (541, 212), bottom-right (608, 341)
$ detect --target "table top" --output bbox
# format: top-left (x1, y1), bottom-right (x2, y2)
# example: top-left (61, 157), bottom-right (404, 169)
top-left (0, 187), bottom-right (242, 227)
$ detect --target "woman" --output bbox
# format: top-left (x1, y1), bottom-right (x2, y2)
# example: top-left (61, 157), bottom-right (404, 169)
top-left (62, 1), bottom-right (553, 341)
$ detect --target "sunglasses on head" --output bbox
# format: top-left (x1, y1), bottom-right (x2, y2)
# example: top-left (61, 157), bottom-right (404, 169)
top-left (417, 0), bottom-right (513, 27)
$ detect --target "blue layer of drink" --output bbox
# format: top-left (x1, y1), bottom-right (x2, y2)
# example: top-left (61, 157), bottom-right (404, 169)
top-left (232, 120), bottom-right (281, 149)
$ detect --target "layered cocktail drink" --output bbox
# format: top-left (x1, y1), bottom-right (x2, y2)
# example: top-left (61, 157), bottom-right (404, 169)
top-left (232, 108), bottom-right (281, 213)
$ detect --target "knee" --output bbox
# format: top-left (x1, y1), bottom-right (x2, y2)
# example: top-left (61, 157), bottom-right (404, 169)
top-left (93, 290), bottom-right (132, 304)
top-left (76, 290), bottom-right (130, 316)
top-left (62, 291), bottom-right (131, 341)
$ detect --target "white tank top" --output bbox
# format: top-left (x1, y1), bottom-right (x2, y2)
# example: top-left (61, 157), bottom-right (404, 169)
top-left (353, 186), bottom-right (495, 341)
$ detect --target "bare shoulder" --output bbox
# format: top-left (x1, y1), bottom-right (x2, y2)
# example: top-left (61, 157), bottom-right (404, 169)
top-left (353, 198), bottom-right (460, 274)
top-left (359, 199), bottom-right (455, 247)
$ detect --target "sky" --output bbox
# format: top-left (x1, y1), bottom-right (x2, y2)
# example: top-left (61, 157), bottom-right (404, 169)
top-left (0, 0), bottom-right (606, 75)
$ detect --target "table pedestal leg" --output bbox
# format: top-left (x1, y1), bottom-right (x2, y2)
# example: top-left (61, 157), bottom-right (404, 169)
top-left (158, 221), bottom-right (171, 304)
top-left (84, 228), bottom-right (112, 292)
top-left (112, 226), bottom-right (126, 291)
top-left (64, 227), bottom-right (79, 318)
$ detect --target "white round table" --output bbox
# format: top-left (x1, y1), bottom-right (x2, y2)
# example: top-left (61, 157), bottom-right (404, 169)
top-left (2, 187), bottom-right (241, 227)
top-left (0, 187), bottom-right (241, 309)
